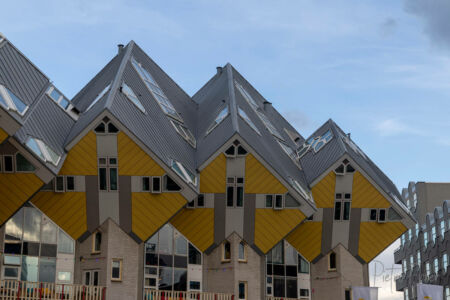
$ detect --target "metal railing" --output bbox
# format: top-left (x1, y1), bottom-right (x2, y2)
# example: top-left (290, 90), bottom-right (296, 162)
top-left (143, 290), bottom-right (234, 300)
top-left (266, 297), bottom-right (310, 300)
top-left (0, 280), bottom-right (106, 300)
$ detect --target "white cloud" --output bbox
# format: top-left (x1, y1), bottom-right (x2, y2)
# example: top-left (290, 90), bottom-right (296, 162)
top-left (374, 119), bottom-right (423, 137)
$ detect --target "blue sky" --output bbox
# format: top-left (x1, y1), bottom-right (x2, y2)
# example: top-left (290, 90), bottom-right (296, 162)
top-left (1, 0), bottom-right (449, 298)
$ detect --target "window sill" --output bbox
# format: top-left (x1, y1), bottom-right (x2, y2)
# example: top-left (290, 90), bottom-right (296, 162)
top-left (328, 268), bottom-right (337, 272)
top-left (221, 259), bottom-right (231, 264)
top-left (238, 259), bottom-right (247, 263)
top-left (91, 251), bottom-right (101, 255)
top-left (111, 278), bottom-right (122, 282)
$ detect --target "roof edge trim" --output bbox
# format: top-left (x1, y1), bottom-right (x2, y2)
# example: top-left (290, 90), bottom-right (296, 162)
top-left (226, 63), bottom-right (239, 133)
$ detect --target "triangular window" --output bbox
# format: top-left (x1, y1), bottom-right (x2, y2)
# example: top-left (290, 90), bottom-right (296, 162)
top-left (121, 82), bottom-right (146, 113)
top-left (238, 107), bottom-right (260, 135)
top-left (206, 105), bottom-right (229, 135)
top-left (86, 83), bottom-right (111, 112)
top-left (0, 84), bottom-right (28, 116)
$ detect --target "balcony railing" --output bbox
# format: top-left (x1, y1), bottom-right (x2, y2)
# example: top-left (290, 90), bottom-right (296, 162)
top-left (266, 297), bottom-right (310, 300)
top-left (143, 290), bottom-right (234, 300)
top-left (0, 280), bottom-right (106, 300)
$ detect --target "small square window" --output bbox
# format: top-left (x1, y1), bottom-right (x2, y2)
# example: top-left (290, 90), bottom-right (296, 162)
top-left (335, 193), bottom-right (342, 199)
top-left (109, 158), bottom-right (117, 165)
top-left (227, 177), bottom-right (235, 184)
top-left (187, 200), bottom-right (195, 208)
top-left (237, 177), bottom-right (244, 184)
top-left (344, 193), bottom-right (351, 199)
top-left (274, 195), bottom-right (283, 209)
top-left (378, 209), bottom-right (387, 222)
top-left (98, 158), bottom-right (107, 165)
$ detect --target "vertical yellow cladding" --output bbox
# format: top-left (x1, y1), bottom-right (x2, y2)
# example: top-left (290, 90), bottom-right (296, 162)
top-left (171, 208), bottom-right (214, 252)
top-left (254, 209), bottom-right (306, 254)
top-left (311, 171), bottom-right (336, 208)
top-left (0, 173), bottom-right (42, 225)
top-left (287, 222), bottom-right (322, 262)
top-left (245, 154), bottom-right (287, 194)
top-left (358, 222), bottom-right (406, 262)
top-left (200, 154), bottom-right (226, 193)
top-left (59, 131), bottom-right (97, 175)
top-left (117, 132), bottom-right (165, 176)
top-left (0, 127), bottom-right (8, 144)
top-left (31, 192), bottom-right (87, 240)
top-left (132, 193), bottom-right (186, 241)
top-left (352, 171), bottom-right (390, 208)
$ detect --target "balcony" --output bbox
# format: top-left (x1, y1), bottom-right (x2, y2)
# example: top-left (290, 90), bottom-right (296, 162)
top-left (0, 280), bottom-right (106, 300)
top-left (143, 290), bottom-right (234, 300)
top-left (266, 297), bottom-right (309, 300)
top-left (394, 246), bottom-right (404, 264)
top-left (395, 274), bottom-right (407, 291)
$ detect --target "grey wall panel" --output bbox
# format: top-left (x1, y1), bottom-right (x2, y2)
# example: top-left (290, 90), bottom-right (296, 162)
top-left (85, 175), bottom-right (100, 233)
top-left (119, 176), bottom-right (132, 234)
top-left (214, 193), bottom-right (226, 244)
top-left (243, 194), bottom-right (256, 245)
top-left (321, 208), bottom-right (334, 255)
top-left (348, 208), bottom-right (362, 256)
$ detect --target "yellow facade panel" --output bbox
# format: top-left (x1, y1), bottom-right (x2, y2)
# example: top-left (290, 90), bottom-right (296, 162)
top-left (132, 193), bottom-right (186, 242)
top-left (352, 171), bottom-right (390, 208)
top-left (200, 154), bottom-right (226, 193)
top-left (311, 172), bottom-right (336, 208)
top-left (117, 132), bottom-right (165, 176)
top-left (59, 131), bottom-right (97, 175)
top-left (171, 208), bottom-right (215, 252)
top-left (358, 222), bottom-right (406, 263)
top-left (254, 209), bottom-right (306, 254)
top-left (245, 154), bottom-right (287, 194)
top-left (0, 127), bottom-right (8, 144)
top-left (286, 222), bottom-right (322, 262)
top-left (31, 192), bottom-right (87, 240)
top-left (0, 173), bottom-right (42, 225)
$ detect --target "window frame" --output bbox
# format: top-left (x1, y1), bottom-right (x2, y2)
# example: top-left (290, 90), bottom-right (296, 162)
top-left (98, 157), bottom-right (119, 192)
top-left (226, 177), bottom-right (245, 208)
top-left (221, 241), bottom-right (231, 263)
top-left (0, 84), bottom-right (29, 116)
top-left (92, 231), bottom-right (102, 254)
top-left (238, 241), bottom-right (247, 263)
top-left (170, 120), bottom-right (196, 148)
top-left (238, 281), bottom-right (248, 300)
top-left (328, 252), bottom-right (337, 271)
top-left (151, 176), bottom-right (162, 194)
top-left (3, 155), bottom-right (14, 173)
top-left (54, 176), bottom-right (65, 193)
top-left (121, 82), bottom-right (146, 113)
top-left (206, 105), bottom-right (229, 135)
top-left (111, 258), bottom-right (123, 282)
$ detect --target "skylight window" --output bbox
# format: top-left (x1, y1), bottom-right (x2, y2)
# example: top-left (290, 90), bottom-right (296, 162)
top-left (121, 82), bottom-right (146, 113)
top-left (206, 105), bottom-right (229, 135)
top-left (26, 137), bottom-right (61, 166)
top-left (297, 130), bottom-right (334, 158)
top-left (277, 140), bottom-right (297, 161)
top-left (131, 57), bottom-right (182, 122)
top-left (235, 81), bottom-right (259, 110)
top-left (86, 83), bottom-right (111, 112)
top-left (171, 159), bottom-right (197, 186)
top-left (256, 110), bottom-right (284, 140)
top-left (238, 107), bottom-right (260, 135)
top-left (290, 177), bottom-right (311, 201)
top-left (0, 84), bottom-right (28, 116)
top-left (171, 120), bottom-right (196, 148)
top-left (47, 86), bottom-right (70, 110)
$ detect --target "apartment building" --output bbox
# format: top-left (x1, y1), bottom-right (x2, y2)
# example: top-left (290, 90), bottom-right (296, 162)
top-left (0, 33), bottom-right (415, 300)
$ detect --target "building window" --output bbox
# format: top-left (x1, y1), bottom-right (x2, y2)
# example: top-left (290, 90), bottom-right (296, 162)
top-left (238, 241), bottom-right (247, 262)
top-left (98, 157), bottom-right (118, 191)
top-left (334, 194), bottom-right (351, 221)
top-left (3, 155), bottom-right (14, 172)
top-left (238, 282), bottom-right (247, 300)
top-left (265, 194), bottom-right (284, 209)
top-left (426, 262), bottom-right (430, 277)
top-left (111, 259), bottom-right (122, 281)
top-left (226, 177), bottom-right (244, 207)
top-left (404, 288), bottom-right (409, 300)
top-left (197, 194), bottom-right (205, 207)
top-left (444, 254), bottom-right (448, 272)
top-left (163, 175), bottom-right (182, 191)
top-left (434, 258), bottom-right (439, 274)
top-left (222, 241), bottom-right (231, 262)
top-left (300, 289), bottom-right (310, 297)
top-left (84, 270), bottom-right (99, 286)
top-left (445, 286), bottom-right (450, 300)
top-left (55, 176), bottom-right (65, 192)
top-left (345, 289), bottom-right (351, 300)
top-left (424, 231), bottom-right (429, 247)
top-left (206, 105), bottom-right (229, 135)
top-left (417, 251), bottom-right (421, 266)
top-left (66, 176), bottom-right (75, 191)
top-left (190, 281), bottom-right (201, 290)
top-left (92, 232), bottom-right (102, 254)
top-left (328, 252), bottom-right (337, 271)
top-left (432, 227), bottom-right (437, 242)
top-left (142, 177), bottom-right (150, 191)
top-left (15, 153), bottom-right (35, 172)
top-left (298, 255), bottom-right (309, 274)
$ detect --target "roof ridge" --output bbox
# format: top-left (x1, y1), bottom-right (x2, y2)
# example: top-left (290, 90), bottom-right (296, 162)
top-left (105, 41), bottom-right (135, 109)
top-left (328, 119), bottom-right (348, 152)
top-left (226, 63), bottom-right (239, 133)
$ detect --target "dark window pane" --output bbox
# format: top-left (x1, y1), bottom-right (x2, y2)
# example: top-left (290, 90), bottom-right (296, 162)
top-left (300, 289), bottom-right (310, 296)
top-left (187, 200), bottom-right (195, 207)
top-left (334, 202), bottom-right (341, 220)
top-left (286, 265), bottom-right (297, 277)
top-left (142, 177), bottom-right (150, 191)
top-left (174, 256), bottom-right (188, 268)
top-left (346, 164), bottom-right (355, 173)
top-left (266, 264), bottom-right (273, 275)
top-left (379, 209), bottom-right (386, 221)
top-left (152, 177), bottom-right (161, 192)
top-left (112, 262), bottom-right (121, 279)
top-left (159, 267), bottom-right (173, 290)
top-left (22, 242), bottom-right (40, 256)
top-left (345, 193), bottom-right (351, 199)
top-left (159, 254), bottom-right (173, 267)
top-left (335, 193), bottom-right (342, 199)
top-left (109, 168), bottom-right (118, 190)
top-left (94, 232), bottom-right (102, 252)
top-left (4, 267), bottom-right (19, 278)
top-left (286, 279), bottom-right (297, 298)
top-left (237, 146), bottom-right (247, 155)
top-left (225, 145), bottom-right (235, 156)
top-left (273, 264), bottom-right (285, 276)
top-left (236, 187), bottom-right (244, 207)
top-left (99, 168), bottom-right (107, 190)
top-left (238, 282), bottom-right (246, 299)
top-left (16, 153), bottom-right (35, 172)
top-left (55, 176), bottom-right (64, 191)
top-left (227, 186), bottom-right (234, 207)
top-left (190, 281), bottom-right (201, 290)
top-left (173, 269), bottom-right (187, 291)
top-left (21, 256), bottom-right (38, 282)
top-left (343, 202), bottom-right (351, 221)
top-left (370, 209), bottom-right (377, 221)
top-left (95, 123), bottom-right (105, 133)
top-left (66, 176), bottom-right (75, 191)
top-left (275, 195), bottom-right (283, 208)
top-left (40, 244), bottom-right (57, 257)
top-left (335, 164), bottom-right (344, 174)
top-left (4, 243), bottom-right (21, 255)
top-left (188, 244), bottom-right (201, 265)
top-left (224, 242), bottom-right (231, 260)
top-left (197, 194), bottom-right (205, 207)
top-left (165, 176), bottom-right (181, 191)
top-left (93, 271), bottom-right (99, 286)
top-left (84, 272), bottom-right (90, 285)
top-left (146, 278), bottom-right (156, 287)
top-left (39, 257), bottom-right (56, 283)
top-left (298, 255), bottom-right (310, 274)
top-left (4, 156), bottom-right (13, 172)
top-left (146, 253), bottom-right (158, 266)
top-left (267, 286), bottom-right (272, 295)
top-left (266, 195), bottom-right (273, 208)
top-left (274, 277), bottom-right (285, 297)
top-left (345, 290), bottom-right (351, 300)
top-left (329, 253), bottom-right (337, 269)
top-left (108, 122), bottom-right (119, 133)
top-left (237, 177), bottom-right (244, 184)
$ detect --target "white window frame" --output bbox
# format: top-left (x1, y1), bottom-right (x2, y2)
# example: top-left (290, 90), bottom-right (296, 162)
top-left (206, 105), bottom-right (229, 135)
top-left (170, 120), bottom-right (196, 148)
top-left (83, 270), bottom-right (100, 286)
top-left (98, 157), bottom-right (119, 192)
top-left (121, 82), bottom-right (146, 113)
top-left (111, 258), bottom-right (123, 282)
top-left (151, 176), bottom-right (162, 194)
top-left (171, 159), bottom-right (197, 186)
top-left (54, 176), bottom-right (65, 193)
top-left (2, 155), bottom-right (14, 173)
top-left (238, 281), bottom-right (248, 300)
top-left (0, 85), bottom-right (29, 116)
top-left (226, 177), bottom-right (244, 208)
top-left (25, 137), bottom-right (61, 166)
top-left (86, 83), bottom-right (111, 112)
top-left (221, 241), bottom-right (231, 262)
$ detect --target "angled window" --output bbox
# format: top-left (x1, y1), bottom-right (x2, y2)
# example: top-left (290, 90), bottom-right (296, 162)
top-left (26, 137), bottom-right (61, 166)
top-left (131, 57), bottom-right (182, 122)
top-left (0, 84), bottom-right (28, 116)
top-left (46, 86), bottom-right (70, 110)
top-left (163, 175), bottom-right (182, 191)
top-left (289, 177), bottom-right (311, 201)
top-left (298, 130), bottom-right (334, 157)
top-left (222, 241), bottom-right (231, 262)
top-left (238, 107), bottom-right (260, 135)
top-left (121, 82), bottom-right (146, 113)
top-left (171, 159), bottom-right (197, 186)
top-left (170, 120), bottom-right (196, 148)
top-left (15, 153), bottom-right (35, 172)
top-left (206, 105), bottom-right (229, 135)
top-left (238, 241), bottom-right (247, 262)
top-left (235, 81), bottom-right (259, 110)
top-left (277, 140), bottom-right (297, 161)
top-left (256, 110), bottom-right (283, 140)
top-left (86, 83), bottom-right (111, 112)
top-left (328, 252), bottom-right (337, 271)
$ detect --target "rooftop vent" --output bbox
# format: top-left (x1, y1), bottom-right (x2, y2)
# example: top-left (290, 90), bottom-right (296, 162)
top-left (216, 66), bottom-right (223, 75)
top-left (117, 44), bottom-right (124, 54)
top-left (263, 100), bottom-right (272, 111)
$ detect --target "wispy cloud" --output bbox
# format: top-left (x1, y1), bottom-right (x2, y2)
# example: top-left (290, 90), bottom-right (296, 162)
top-left (375, 119), bottom-right (425, 137)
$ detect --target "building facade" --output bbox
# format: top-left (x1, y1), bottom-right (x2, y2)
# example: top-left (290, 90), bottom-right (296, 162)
top-left (395, 182), bottom-right (450, 299)
top-left (0, 33), bottom-right (415, 300)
